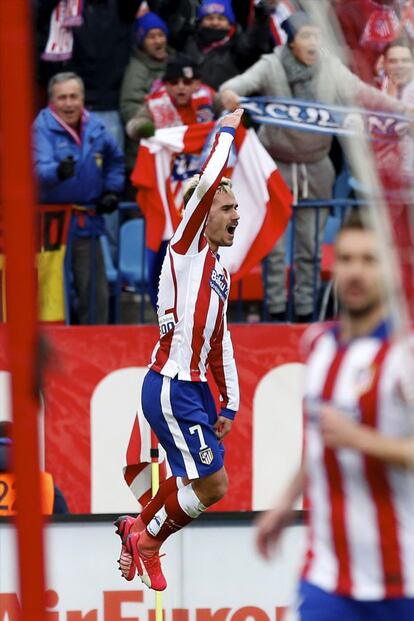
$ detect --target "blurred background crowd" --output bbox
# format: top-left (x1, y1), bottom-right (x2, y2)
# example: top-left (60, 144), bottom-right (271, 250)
top-left (30, 0), bottom-right (414, 325)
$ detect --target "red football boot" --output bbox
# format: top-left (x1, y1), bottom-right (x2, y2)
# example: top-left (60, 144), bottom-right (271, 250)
top-left (113, 515), bottom-right (136, 581)
top-left (127, 531), bottom-right (167, 591)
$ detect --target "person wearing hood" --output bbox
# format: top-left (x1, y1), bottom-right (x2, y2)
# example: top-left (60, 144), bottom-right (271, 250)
top-left (219, 11), bottom-right (412, 322)
top-left (120, 12), bottom-right (174, 173)
top-left (182, 0), bottom-right (272, 91)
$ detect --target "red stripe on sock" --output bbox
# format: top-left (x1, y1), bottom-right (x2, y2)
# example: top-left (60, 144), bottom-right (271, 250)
top-left (140, 476), bottom-right (178, 525)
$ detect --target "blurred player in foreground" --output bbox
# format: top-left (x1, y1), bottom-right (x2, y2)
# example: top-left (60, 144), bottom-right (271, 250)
top-left (115, 109), bottom-right (243, 591)
top-left (256, 211), bottom-right (414, 620)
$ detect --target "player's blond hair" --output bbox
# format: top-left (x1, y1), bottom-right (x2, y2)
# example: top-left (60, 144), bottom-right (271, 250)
top-left (183, 175), bottom-right (233, 208)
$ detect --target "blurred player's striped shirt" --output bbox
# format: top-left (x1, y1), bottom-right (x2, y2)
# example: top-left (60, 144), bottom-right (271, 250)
top-left (149, 127), bottom-right (239, 415)
top-left (302, 322), bottom-right (414, 600)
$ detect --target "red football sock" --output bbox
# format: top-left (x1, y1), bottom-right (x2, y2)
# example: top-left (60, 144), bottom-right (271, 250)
top-left (131, 476), bottom-right (179, 533)
top-left (139, 484), bottom-right (206, 555)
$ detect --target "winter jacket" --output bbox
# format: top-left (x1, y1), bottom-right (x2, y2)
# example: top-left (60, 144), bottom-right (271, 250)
top-left (220, 46), bottom-right (407, 165)
top-left (183, 22), bottom-right (271, 91)
top-left (33, 107), bottom-right (125, 237)
top-left (119, 46), bottom-right (173, 169)
top-left (36, 0), bottom-right (141, 109)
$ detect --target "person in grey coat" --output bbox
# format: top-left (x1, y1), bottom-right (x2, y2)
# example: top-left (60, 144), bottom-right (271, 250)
top-left (219, 12), bottom-right (411, 321)
top-left (119, 12), bottom-right (173, 173)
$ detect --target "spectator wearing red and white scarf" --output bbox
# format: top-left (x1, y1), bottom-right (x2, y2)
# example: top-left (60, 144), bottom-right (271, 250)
top-left (127, 55), bottom-right (217, 308)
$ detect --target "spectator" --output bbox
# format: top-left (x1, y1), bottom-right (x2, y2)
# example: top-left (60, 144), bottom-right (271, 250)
top-left (126, 56), bottom-right (216, 139)
top-left (333, 0), bottom-right (410, 85)
top-left (120, 12), bottom-right (172, 175)
top-left (33, 72), bottom-right (125, 325)
top-left (0, 421), bottom-right (69, 514)
top-left (373, 38), bottom-right (414, 187)
top-left (182, 0), bottom-right (272, 91)
top-left (36, 0), bottom-right (142, 147)
top-left (382, 36), bottom-right (414, 97)
top-left (147, 0), bottom-right (200, 51)
top-left (220, 11), bottom-right (411, 322)
top-left (127, 55), bottom-right (217, 308)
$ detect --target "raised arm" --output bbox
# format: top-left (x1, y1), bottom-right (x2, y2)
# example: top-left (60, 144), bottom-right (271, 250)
top-left (171, 109), bottom-right (243, 255)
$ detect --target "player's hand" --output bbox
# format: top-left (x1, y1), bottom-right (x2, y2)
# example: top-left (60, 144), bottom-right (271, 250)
top-left (255, 503), bottom-right (292, 560)
top-left (220, 89), bottom-right (241, 111)
top-left (319, 404), bottom-right (359, 449)
top-left (220, 108), bottom-right (244, 131)
top-left (214, 415), bottom-right (233, 440)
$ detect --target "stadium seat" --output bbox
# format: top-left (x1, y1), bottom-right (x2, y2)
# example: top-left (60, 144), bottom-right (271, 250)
top-left (118, 219), bottom-right (148, 287)
top-left (115, 218), bottom-right (148, 323)
top-left (100, 235), bottom-right (118, 284)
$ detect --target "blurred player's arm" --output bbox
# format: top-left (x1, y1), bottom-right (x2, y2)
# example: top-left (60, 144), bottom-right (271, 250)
top-left (319, 404), bottom-right (414, 468)
top-left (209, 311), bottom-right (239, 441)
top-left (255, 464), bottom-right (306, 560)
top-left (331, 58), bottom-right (411, 115)
top-left (171, 109), bottom-right (243, 255)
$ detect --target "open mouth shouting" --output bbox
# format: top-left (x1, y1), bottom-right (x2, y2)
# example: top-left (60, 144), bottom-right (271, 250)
top-left (226, 223), bottom-right (238, 238)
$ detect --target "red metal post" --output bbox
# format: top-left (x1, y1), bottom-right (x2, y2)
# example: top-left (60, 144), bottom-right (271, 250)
top-left (0, 1), bottom-right (46, 620)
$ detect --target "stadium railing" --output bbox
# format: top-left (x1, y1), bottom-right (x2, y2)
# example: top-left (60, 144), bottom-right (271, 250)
top-left (60, 199), bottom-right (369, 325)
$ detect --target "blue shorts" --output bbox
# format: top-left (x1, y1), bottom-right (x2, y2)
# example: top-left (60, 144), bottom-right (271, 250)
top-left (296, 580), bottom-right (414, 621)
top-left (141, 369), bottom-right (225, 479)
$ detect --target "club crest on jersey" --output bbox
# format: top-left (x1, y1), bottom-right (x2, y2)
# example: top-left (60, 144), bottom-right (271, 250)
top-left (199, 447), bottom-right (214, 465)
top-left (354, 364), bottom-right (375, 397)
top-left (159, 311), bottom-right (176, 337)
top-left (210, 269), bottom-right (228, 302)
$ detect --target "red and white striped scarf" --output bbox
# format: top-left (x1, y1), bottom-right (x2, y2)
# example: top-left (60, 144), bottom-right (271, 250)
top-left (42, 0), bottom-right (83, 62)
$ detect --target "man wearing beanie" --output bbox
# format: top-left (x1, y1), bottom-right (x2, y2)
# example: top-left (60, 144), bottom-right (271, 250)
top-left (220, 11), bottom-right (413, 322)
top-left (126, 54), bottom-right (217, 308)
top-left (182, 0), bottom-right (272, 90)
top-left (120, 12), bottom-right (173, 174)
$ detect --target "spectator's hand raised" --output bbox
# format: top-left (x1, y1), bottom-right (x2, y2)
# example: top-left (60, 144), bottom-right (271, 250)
top-left (220, 108), bottom-right (244, 130)
top-left (220, 89), bottom-right (241, 112)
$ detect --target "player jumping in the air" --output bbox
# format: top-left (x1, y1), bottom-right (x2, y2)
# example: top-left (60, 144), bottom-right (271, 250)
top-left (115, 109), bottom-right (243, 591)
top-left (256, 211), bottom-right (414, 621)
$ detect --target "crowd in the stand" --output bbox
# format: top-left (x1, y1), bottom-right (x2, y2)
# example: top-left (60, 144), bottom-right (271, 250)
top-left (32, 0), bottom-right (414, 324)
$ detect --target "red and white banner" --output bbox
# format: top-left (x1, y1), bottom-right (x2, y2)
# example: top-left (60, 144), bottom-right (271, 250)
top-left (0, 324), bottom-right (306, 514)
top-left (131, 123), bottom-right (292, 281)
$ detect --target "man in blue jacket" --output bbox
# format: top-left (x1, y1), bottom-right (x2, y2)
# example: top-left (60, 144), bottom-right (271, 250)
top-left (33, 72), bottom-right (125, 324)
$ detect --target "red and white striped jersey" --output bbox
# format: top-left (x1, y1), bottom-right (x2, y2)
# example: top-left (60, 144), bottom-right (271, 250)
top-left (149, 127), bottom-right (240, 415)
top-left (302, 322), bottom-right (414, 600)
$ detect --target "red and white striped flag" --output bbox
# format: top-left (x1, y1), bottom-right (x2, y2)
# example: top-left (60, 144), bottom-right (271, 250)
top-left (131, 122), bottom-right (292, 281)
top-left (123, 409), bottom-right (167, 508)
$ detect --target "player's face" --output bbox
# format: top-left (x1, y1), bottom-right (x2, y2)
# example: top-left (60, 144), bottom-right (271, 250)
top-left (290, 26), bottom-right (321, 66)
top-left (205, 189), bottom-right (239, 253)
top-left (164, 78), bottom-right (200, 107)
top-left (50, 79), bottom-right (84, 128)
top-left (334, 229), bottom-right (384, 317)
top-left (384, 46), bottom-right (414, 88)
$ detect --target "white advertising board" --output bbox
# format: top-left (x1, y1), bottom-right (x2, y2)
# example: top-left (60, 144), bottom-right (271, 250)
top-left (0, 520), bottom-right (306, 621)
